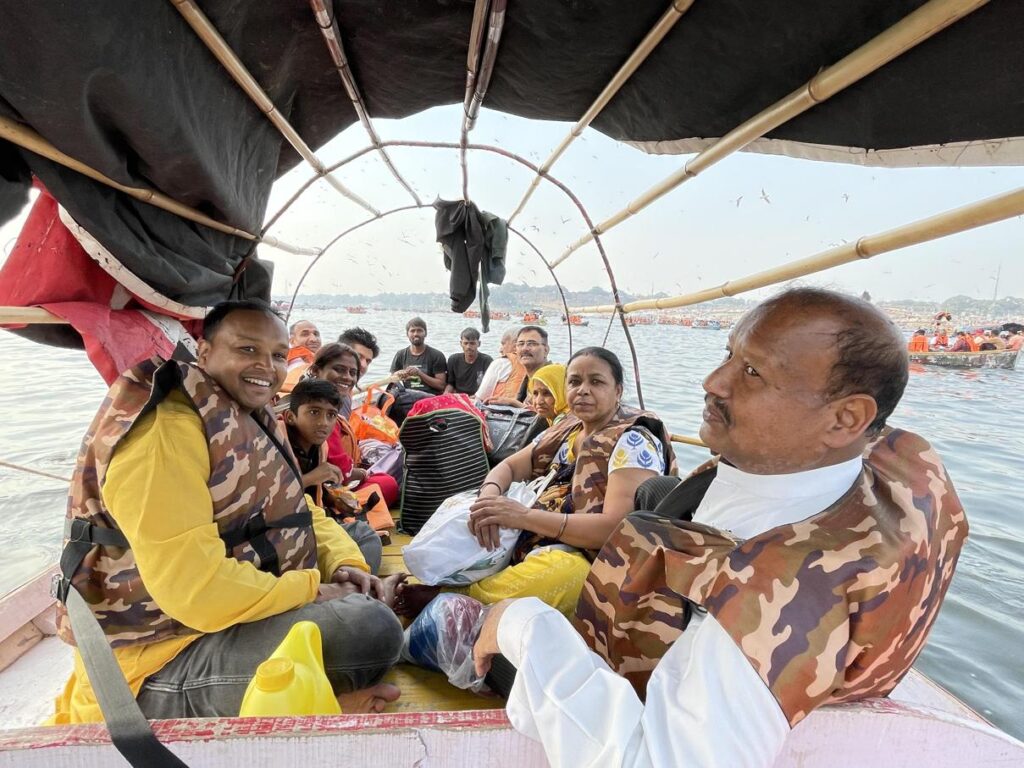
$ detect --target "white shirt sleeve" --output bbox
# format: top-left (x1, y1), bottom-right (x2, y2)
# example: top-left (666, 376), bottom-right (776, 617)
top-left (497, 597), bottom-right (789, 768)
top-left (475, 358), bottom-right (511, 402)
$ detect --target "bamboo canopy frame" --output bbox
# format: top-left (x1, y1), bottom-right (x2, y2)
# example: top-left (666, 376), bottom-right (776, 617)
top-left (0, 115), bottom-right (321, 256)
top-left (279, 199), bottom-right (575, 355)
top-left (549, 0), bottom-right (990, 268)
top-left (168, 0), bottom-right (381, 217)
top-left (460, 0), bottom-right (507, 201)
top-left (507, 0), bottom-right (697, 225)
top-left (0, 0), bottom-right (1016, 427)
top-left (308, 0), bottom-right (422, 206)
top-left (573, 187), bottom-right (1024, 314)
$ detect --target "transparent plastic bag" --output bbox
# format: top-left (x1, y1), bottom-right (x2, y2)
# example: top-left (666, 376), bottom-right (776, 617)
top-left (400, 593), bottom-right (489, 692)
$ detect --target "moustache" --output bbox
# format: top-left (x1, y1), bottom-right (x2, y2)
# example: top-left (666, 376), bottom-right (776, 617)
top-left (705, 396), bottom-right (732, 426)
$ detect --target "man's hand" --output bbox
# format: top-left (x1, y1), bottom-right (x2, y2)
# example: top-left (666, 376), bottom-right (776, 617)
top-left (346, 467), bottom-right (367, 485)
top-left (303, 463), bottom-right (343, 488)
top-left (332, 565), bottom-right (384, 600)
top-left (473, 599), bottom-right (516, 677)
top-left (396, 366), bottom-right (420, 381)
top-left (316, 582), bottom-right (358, 602)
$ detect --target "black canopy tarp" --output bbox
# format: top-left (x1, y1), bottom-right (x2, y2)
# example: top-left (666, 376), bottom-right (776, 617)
top-left (1, 0), bottom-right (1022, 310)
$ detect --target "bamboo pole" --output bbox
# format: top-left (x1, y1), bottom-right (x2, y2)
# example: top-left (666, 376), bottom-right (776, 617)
top-left (549, 0), bottom-right (990, 268)
top-left (0, 115), bottom-right (255, 240)
top-left (169, 0), bottom-right (380, 216)
top-left (508, 0), bottom-right (696, 224)
top-left (0, 307), bottom-right (68, 325)
top-left (309, 0), bottom-right (422, 206)
top-left (0, 115), bottom-right (318, 255)
top-left (670, 434), bottom-right (706, 448)
top-left (572, 187), bottom-right (1024, 314)
top-left (460, 0), bottom-right (507, 200)
top-left (0, 459), bottom-right (71, 484)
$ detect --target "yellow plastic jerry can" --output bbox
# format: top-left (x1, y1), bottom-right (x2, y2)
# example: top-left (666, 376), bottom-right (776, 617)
top-left (238, 620), bottom-right (342, 716)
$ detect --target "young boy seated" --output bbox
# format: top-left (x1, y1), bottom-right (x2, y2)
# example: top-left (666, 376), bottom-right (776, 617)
top-left (283, 378), bottom-right (386, 574)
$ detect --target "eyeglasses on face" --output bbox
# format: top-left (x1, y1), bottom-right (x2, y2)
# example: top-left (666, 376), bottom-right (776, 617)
top-left (516, 340), bottom-right (543, 349)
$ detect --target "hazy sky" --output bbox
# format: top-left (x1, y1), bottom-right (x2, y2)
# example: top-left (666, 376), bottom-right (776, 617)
top-left (3, 104), bottom-right (1023, 305)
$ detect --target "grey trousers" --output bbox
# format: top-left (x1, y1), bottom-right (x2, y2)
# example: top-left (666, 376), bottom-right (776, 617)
top-left (342, 520), bottom-right (383, 575)
top-left (135, 594), bottom-right (403, 718)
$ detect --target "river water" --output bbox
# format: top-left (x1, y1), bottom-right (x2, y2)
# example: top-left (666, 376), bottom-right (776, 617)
top-left (1, 308), bottom-right (1021, 739)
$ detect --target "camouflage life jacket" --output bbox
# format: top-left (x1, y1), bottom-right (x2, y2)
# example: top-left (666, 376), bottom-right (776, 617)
top-left (56, 359), bottom-right (318, 648)
top-left (573, 428), bottom-right (968, 727)
top-left (519, 408), bottom-right (677, 557)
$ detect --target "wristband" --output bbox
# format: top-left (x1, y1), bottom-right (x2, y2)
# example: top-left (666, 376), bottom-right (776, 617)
top-left (479, 481), bottom-right (504, 496)
top-left (556, 513), bottom-right (569, 539)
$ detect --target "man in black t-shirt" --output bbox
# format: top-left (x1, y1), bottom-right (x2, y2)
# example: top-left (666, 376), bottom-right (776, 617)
top-left (390, 316), bottom-right (447, 395)
top-left (445, 327), bottom-right (494, 396)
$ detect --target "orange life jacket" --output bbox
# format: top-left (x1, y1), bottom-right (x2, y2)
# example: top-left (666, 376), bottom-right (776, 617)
top-left (907, 336), bottom-right (929, 352)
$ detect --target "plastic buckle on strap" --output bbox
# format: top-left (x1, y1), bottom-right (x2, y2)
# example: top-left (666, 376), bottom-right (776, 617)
top-left (65, 517), bottom-right (92, 543)
top-left (50, 572), bottom-right (70, 603)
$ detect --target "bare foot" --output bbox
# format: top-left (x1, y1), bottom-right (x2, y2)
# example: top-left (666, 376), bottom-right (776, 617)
top-left (336, 682), bottom-right (401, 714)
top-left (393, 583), bottom-right (442, 619)
top-left (378, 573), bottom-right (408, 609)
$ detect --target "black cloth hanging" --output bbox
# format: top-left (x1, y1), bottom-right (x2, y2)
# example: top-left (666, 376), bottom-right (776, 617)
top-left (434, 198), bottom-right (507, 332)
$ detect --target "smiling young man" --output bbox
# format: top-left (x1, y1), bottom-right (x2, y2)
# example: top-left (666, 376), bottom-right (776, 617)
top-left (51, 299), bottom-right (403, 724)
top-left (389, 316), bottom-right (447, 395)
top-left (339, 326), bottom-right (380, 380)
top-left (473, 288), bottom-right (969, 767)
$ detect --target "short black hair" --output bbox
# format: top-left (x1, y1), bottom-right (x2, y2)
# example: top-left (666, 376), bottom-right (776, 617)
top-left (568, 346), bottom-right (624, 386)
top-left (461, 327), bottom-right (481, 341)
top-left (406, 316), bottom-right (427, 332)
top-left (518, 325), bottom-right (548, 343)
top-left (202, 299), bottom-right (283, 340)
top-left (288, 378), bottom-right (342, 412)
top-left (338, 327), bottom-right (379, 358)
top-left (762, 287), bottom-right (907, 437)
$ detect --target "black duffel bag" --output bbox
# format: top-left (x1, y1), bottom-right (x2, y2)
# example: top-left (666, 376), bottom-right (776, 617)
top-left (398, 407), bottom-right (490, 535)
top-left (482, 404), bottom-right (547, 464)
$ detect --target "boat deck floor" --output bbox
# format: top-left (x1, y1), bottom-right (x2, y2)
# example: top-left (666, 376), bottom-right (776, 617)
top-left (378, 527), bottom-right (506, 714)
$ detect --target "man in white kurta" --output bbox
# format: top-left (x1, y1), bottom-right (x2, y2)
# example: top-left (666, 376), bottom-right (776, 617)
top-left (473, 287), bottom-right (964, 767)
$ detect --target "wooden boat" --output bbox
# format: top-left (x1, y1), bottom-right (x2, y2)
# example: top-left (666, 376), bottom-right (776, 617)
top-left (561, 314), bottom-right (589, 327)
top-left (347, 306), bottom-right (367, 314)
top-left (909, 349), bottom-right (1019, 369)
top-left (1, 0), bottom-right (1023, 764)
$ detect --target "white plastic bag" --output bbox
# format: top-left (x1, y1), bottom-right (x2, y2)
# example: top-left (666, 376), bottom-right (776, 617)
top-left (402, 469), bottom-right (556, 586)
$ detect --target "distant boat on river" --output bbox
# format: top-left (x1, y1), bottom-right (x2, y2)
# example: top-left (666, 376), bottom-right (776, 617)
top-left (909, 350), bottom-right (1018, 370)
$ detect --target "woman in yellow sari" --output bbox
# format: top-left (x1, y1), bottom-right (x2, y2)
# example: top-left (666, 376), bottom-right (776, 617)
top-left (530, 363), bottom-right (568, 425)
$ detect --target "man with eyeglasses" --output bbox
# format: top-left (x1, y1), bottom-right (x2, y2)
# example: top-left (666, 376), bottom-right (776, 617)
top-left (487, 325), bottom-right (550, 408)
